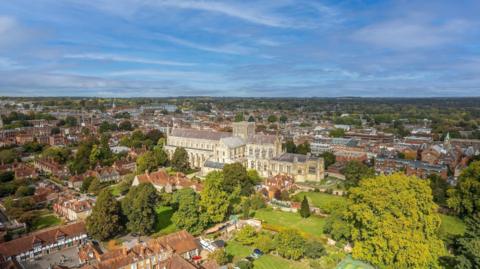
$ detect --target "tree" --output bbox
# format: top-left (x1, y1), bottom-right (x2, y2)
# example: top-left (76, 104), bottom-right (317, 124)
top-left (235, 112), bottom-right (244, 122)
top-left (283, 139), bottom-right (296, 153)
top-left (136, 151), bottom-right (157, 174)
top-left (153, 144), bottom-right (168, 167)
top-left (235, 225), bottom-right (257, 245)
top-left (453, 213), bottom-right (480, 269)
top-left (275, 229), bottom-right (306, 260)
top-left (145, 129), bottom-right (164, 144)
top-left (429, 174), bottom-right (449, 206)
top-left (299, 196), bottom-right (311, 218)
top-left (296, 142), bottom-right (311, 155)
top-left (223, 163), bottom-right (253, 196)
top-left (171, 147), bottom-right (190, 173)
top-left (342, 161), bottom-right (375, 188)
top-left (320, 152), bottom-right (336, 169)
top-left (236, 260), bottom-right (253, 269)
top-left (255, 232), bottom-right (276, 253)
top-left (324, 203), bottom-right (351, 242)
top-left (0, 149), bottom-right (17, 164)
top-left (171, 188), bottom-right (206, 235)
top-left (200, 171), bottom-right (230, 224)
top-left (347, 173), bottom-right (446, 268)
top-left (65, 115), bottom-right (78, 127)
top-left (329, 128), bottom-right (345, 138)
top-left (267, 115), bottom-right (278, 123)
top-left (122, 183), bottom-right (159, 235)
top-left (279, 115), bottom-right (287, 124)
top-left (0, 171), bottom-right (14, 182)
top-left (304, 240), bottom-right (327, 259)
top-left (208, 249), bottom-right (230, 265)
top-left (447, 161), bottom-right (480, 217)
top-left (248, 115), bottom-right (255, 122)
top-left (87, 178), bottom-right (102, 194)
top-left (50, 127), bottom-right (60, 135)
top-left (43, 146), bottom-right (71, 164)
top-left (81, 176), bottom-right (94, 192)
top-left (15, 186), bottom-right (35, 197)
top-left (86, 189), bottom-right (123, 240)
top-left (119, 120), bottom-right (133, 131)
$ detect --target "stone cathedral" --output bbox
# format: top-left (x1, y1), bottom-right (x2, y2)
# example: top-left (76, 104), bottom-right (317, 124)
top-left (164, 121), bottom-right (324, 182)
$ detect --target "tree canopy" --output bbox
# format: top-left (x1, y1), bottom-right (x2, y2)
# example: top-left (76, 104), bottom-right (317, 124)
top-left (86, 189), bottom-right (124, 240)
top-left (448, 161), bottom-right (480, 217)
top-left (347, 173), bottom-right (445, 268)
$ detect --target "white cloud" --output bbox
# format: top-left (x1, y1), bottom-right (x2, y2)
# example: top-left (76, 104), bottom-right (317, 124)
top-left (64, 53), bottom-right (195, 66)
top-left (157, 34), bottom-right (251, 55)
top-left (353, 19), bottom-right (471, 49)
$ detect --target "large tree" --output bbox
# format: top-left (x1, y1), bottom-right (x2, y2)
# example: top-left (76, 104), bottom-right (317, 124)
top-left (136, 151), bottom-right (157, 174)
top-left (171, 188), bottom-right (207, 235)
top-left (122, 183), bottom-right (159, 235)
top-left (448, 161), bottom-right (480, 217)
top-left (347, 173), bottom-right (445, 268)
top-left (200, 171), bottom-right (230, 223)
top-left (171, 147), bottom-right (190, 173)
top-left (223, 163), bottom-right (253, 196)
top-left (299, 196), bottom-right (311, 218)
top-left (453, 213), bottom-right (480, 269)
top-left (86, 189), bottom-right (123, 240)
top-left (342, 160), bottom-right (375, 188)
top-left (275, 229), bottom-right (306, 260)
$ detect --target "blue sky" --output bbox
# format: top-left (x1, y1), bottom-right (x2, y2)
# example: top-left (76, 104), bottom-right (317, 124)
top-left (0, 0), bottom-right (479, 97)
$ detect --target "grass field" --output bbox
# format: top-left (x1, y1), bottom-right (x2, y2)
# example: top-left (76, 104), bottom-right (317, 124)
top-left (439, 214), bottom-right (466, 239)
top-left (293, 191), bottom-right (347, 213)
top-left (153, 205), bottom-right (178, 236)
top-left (253, 208), bottom-right (326, 238)
top-left (31, 214), bottom-right (62, 231)
top-left (225, 240), bottom-right (309, 269)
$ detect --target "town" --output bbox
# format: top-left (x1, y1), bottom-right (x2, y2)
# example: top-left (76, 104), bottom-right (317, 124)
top-left (0, 97), bottom-right (478, 269)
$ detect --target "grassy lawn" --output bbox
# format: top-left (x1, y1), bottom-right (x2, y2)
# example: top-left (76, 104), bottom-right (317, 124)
top-left (293, 191), bottom-right (347, 212)
top-left (152, 206), bottom-right (178, 236)
top-left (31, 214), bottom-right (62, 231)
top-left (439, 214), bottom-right (466, 239)
top-left (253, 208), bottom-right (326, 239)
top-left (225, 240), bottom-right (309, 269)
top-left (110, 183), bottom-right (123, 197)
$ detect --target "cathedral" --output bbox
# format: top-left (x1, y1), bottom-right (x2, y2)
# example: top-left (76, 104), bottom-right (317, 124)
top-left (164, 121), bottom-right (324, 182)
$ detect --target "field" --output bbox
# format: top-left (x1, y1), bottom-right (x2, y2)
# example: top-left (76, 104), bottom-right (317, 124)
top-left (293, 191), bottom-right (347, 213)
top-left (153, 206), bottom-right (177, 236)
top-left (31, 213), bottom-right (62, 231)
top-left (225, 240), bottom-right (310, 269)
top-left (439, 214), bottom-right (466, 239)
top-left (253, 208), bottom-right (326, 238)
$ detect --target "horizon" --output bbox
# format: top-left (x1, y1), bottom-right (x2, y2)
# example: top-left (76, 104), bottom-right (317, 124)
top-left (1, 1), bottom-right (480, 97)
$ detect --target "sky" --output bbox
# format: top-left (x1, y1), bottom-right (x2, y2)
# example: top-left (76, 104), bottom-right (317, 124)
top-left (0, 0), bottom-right (480, 97)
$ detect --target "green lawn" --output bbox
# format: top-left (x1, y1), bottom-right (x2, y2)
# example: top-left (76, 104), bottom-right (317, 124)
top-left (293, 191), bottom-right (347, 214)
top-left (439, 214), bottom-right (466, 239)
top-left (253, 208), bottom-right (326, 238)
top-left (225, 240), bottom-right (309, 269)
top-left (31, 214), bottom-right (62, 231)
top-left (153, 206), bottom-right (178, 236)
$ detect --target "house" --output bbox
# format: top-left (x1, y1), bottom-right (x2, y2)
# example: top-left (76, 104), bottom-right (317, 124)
top-left (0, 222), bottom-right (87, 262)
top-left (133, 169), bottom-right (203, 193)
top-left (53, 197), bottom-right (94, 221)
top-left (14, 165), bottom-right (38, 180)
top-left (96, 167), bottom-right (121, 183)
top-left (68, 175), bottom-right (84, 190)
top-left (81, 230), bottom-right (200, 269)
top-left (33, 158), bottom-right (69, 178)
top-left (264, 174), bottom-right (296, 199)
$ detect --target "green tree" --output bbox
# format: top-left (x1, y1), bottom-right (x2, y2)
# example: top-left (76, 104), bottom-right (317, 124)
top-left (86, 189), bottom-right (123, 240)
top-left (453, 213), bottom-right (480, 269)
top-left (347, 173), bottom-right (446, 268)
top-left (42, 146), bottom-right (71, 164)
top-left (255, 232), bottom-right (276, 253)
top-left (153, 144), bottom-right (169, 167)
top-left (119, 120), bottom-right (133, 131)
top-left (283, 139), bottom-right (296, 153)
top-left (122, 183), bottom-right (159, 235)
top-left (329, 128), bottom-right (345, 138)
top-left (0, 149), bottom-right (17, 164)
top-left (275, 229), bottom-right (306, 260)
top-left (171, 188), bottom-right (206, 235)
top-left (81, 176), bottom-right (94, 192)
top-left (208, 249), bottom-right (230, 265)
top-left (267, 115), bottom-right (278, 123)
top-left (320, 151), bottom-right (336, 169)
top-left (235, 112), bottom-right (244, 122)
top-left (0, 171), bottom-right (14, 182)
top-left (136, 151), bottom-right (157, 174)
top-left (429, 174), bottom-right (449, 206)
top-left (15, 186), bottom-right (35, 197)
top-left (171, 147), bottom-right (190, 173)
top-left (247, 115), bottom-right (255, 122)
top-left (296, 142), bottom-right (311, 155)
top-left (279, 115), bottom-right (288, 124)
top-left (304, 240), bottom-right (327, 259)
top-left (235, 225), bottom-right (257, 245)
top-left (65, 115), bottom-right (78, 127)
top-left (299, 196), bottom-right (311, 218)
top-left (342, 160), bottom-right (375, 188)
top-left (88, 178), bottom-right (102, 194)
top-left (447, 161), bottom-right (480, 217)
top-left (200, 171), bottom-right (230, 223)
top-left (223, 163), bottom-right (253, 196)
